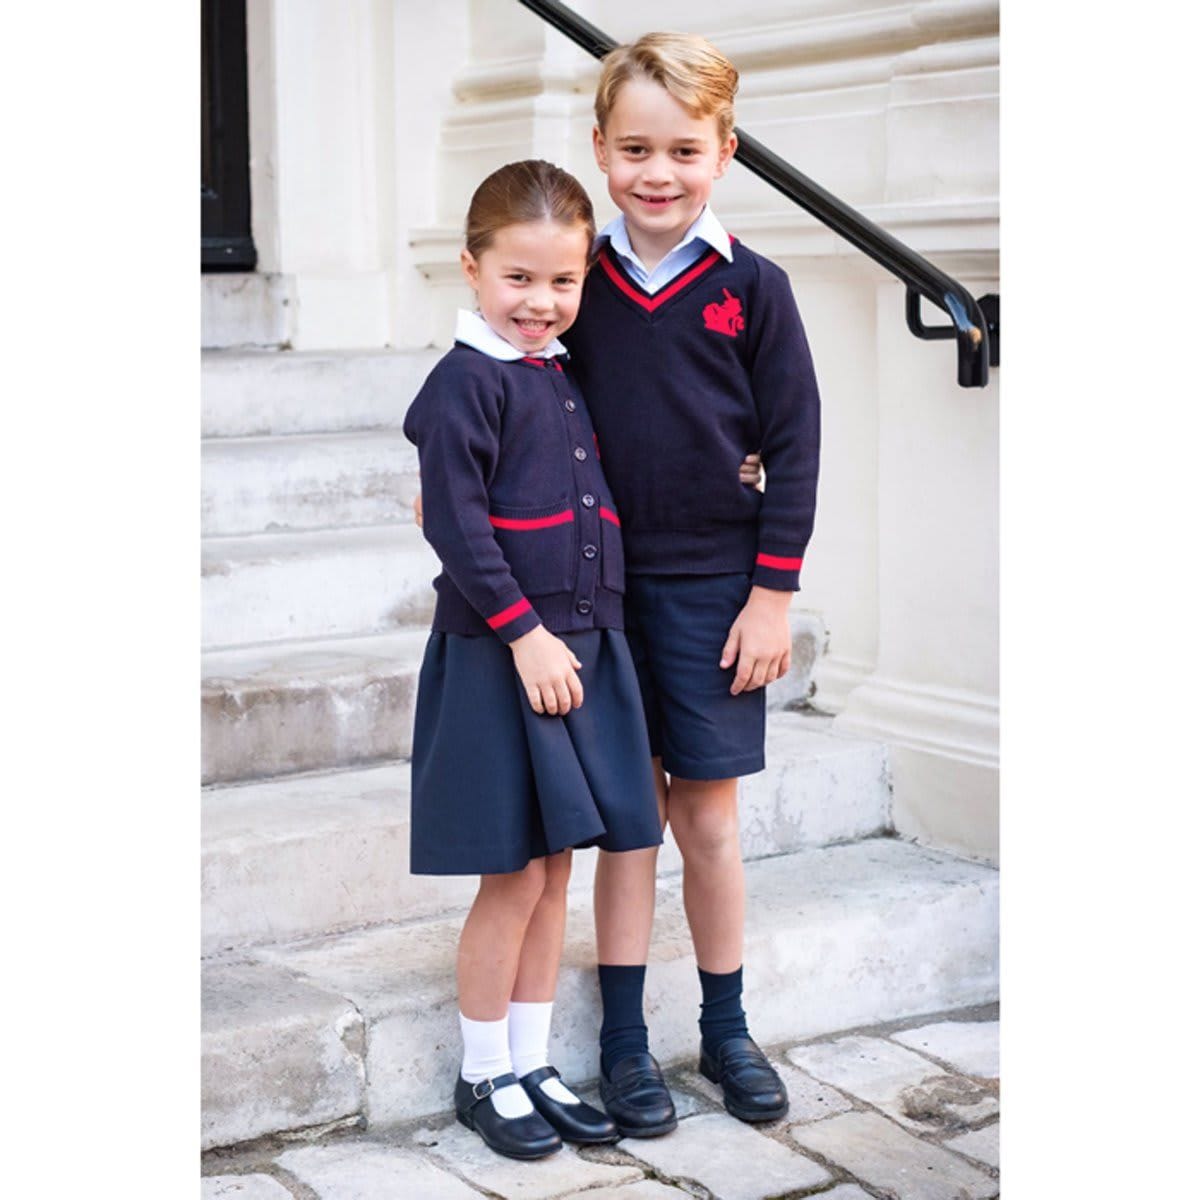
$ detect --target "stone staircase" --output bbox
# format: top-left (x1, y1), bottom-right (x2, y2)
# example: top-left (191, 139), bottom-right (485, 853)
top-left (200, 346), bottom-right (1000, 1153)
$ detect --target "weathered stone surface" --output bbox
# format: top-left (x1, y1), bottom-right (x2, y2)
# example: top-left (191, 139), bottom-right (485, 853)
top-left (894, 1019), bottom-right (1000, 1078)
top-left (681, 1057), bottom-right (853, 1125)
top-left (574, 1184), bottom-right (692, 1200)
top-left (201, 630), bottom-right (426, 783)
top-left (202, 429), bottom-right (421, 537)
top-left (201, 962), bottom-right (365, 1150)
top-left (619, 1112), bottom-right (830, 1199)
top-left (203, 717), bottom-right (888, 950)
top-left (202, 524), bottom-right (437, 648)
top-left (423, 1121), bottom-right (642, 1198)
top-left (790, 1111), bottom-right (997, 1200)
top-left (201, 348), bottom-right (441, 438)
top-left (201, 1175), bottom-right (293, 1200)
top-left (816, 1188), bottom-right (875, 1200)
top-left (276, 1142), bottom-right (477, 1199)
top-left (944, 1121), bottom-right (1000, 1169)
top-left (202, 278), bottom-right (294, 352)
top-left (787, 1035), bottom-right (997, 1132)
top-left (254, 840), bottom-right (997, 1125)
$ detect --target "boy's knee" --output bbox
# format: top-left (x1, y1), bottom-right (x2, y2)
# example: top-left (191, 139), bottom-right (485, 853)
top-left (670, 789), bottom-right (740, 859)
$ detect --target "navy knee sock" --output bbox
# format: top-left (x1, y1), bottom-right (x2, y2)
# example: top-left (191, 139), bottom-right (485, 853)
top-left (698, 965), bottom-right (750, 1055)
top-left (598, 964), bottom-right (649, 1077)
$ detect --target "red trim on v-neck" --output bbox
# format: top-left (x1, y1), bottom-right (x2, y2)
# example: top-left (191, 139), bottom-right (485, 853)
top-left (597, 243), bottom-right (727, 313)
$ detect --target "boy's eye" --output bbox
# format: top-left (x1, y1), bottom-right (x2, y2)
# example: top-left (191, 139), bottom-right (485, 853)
top-left (553, 277), bottom-right (579, 287)
top-left (505, 273), bottom-right (529, 283)
top-left (675, 148), bottom-right (698, 157)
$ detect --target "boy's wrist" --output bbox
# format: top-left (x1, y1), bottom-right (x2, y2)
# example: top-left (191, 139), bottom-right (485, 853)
top-left (747, 584), bottom-right (793, 611)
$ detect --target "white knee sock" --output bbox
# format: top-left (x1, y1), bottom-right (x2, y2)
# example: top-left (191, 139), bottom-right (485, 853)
top-left (509, 1001), bottom-right (580, 1105)
top-left (459, 1013), bottom-right (534, 1118)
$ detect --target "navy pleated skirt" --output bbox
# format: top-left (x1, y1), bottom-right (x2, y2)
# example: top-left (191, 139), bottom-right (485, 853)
top-left (409, 628), bottom-right (663, 876)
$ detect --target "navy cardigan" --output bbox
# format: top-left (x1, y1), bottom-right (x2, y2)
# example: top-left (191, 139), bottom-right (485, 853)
top-left (403, 345), bottom-right (625, 644)
top-left (563, 236), bottom-right (820, 591)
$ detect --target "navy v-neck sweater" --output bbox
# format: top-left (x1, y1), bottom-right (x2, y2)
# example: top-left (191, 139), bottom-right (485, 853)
top-left (562, 238), bottom-right (820, 590)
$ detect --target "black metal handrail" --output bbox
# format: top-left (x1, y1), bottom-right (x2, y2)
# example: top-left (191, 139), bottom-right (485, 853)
top-left (516, 0), bottom-right (998, 388)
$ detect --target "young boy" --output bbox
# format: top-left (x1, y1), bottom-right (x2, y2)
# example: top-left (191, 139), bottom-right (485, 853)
top-left (561, 32), bottom-right (820, 1133)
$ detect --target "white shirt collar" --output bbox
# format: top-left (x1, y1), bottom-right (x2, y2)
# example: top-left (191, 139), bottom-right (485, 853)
top-left (453, 309), bottom-right (567, 361)
top-left (596, 207), bottom-right (733, 267)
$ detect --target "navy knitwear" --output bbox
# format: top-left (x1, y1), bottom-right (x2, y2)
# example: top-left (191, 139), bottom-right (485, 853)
top-left (698, 965), bottom-right (750, 1055)
top-left (403, 346), bottom-right (625, 644)
top-left (598, 964), bottom-right (650, 1076)
top-left (563, 236), bottom-right (820, 592)
top-left (624, 572), bottom-right (765, 780)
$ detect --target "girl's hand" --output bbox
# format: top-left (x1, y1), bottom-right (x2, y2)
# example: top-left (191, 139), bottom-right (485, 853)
top-left (739, 453), bottom-right (764, 489)
top-left (720, 586), bottom-right (792, 695)
top-left (413, 491), bottom-right (423, 528)
top-left (510, 626), bottom-right (584, 715)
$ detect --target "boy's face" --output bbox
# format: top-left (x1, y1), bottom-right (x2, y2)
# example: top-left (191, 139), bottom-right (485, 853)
top-left (593, 77), bottom-right (737, 255)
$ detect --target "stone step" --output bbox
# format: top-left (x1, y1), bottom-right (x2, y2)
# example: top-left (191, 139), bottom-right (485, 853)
top-left (201, 712), bottom-right (891, 954)
top-left (202, 525), bottom-right (438, 649)
top-left (201, 837), bottom-right (999, 1148)
top-left (201, 612), bottom-right (826, 785)
top-left (201, 348), bottom-right (441, 438)
top-left (202, 430), bottom-right (421, 537)
top-left (201, 630), bottom-right (429, 785)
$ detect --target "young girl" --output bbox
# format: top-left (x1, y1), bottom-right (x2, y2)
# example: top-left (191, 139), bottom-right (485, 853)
top-left (402, 160), bottom-right (663, 1161)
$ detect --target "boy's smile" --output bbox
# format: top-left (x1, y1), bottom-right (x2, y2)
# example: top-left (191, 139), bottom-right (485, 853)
top-left (594, 77), bottom-right (737, 269)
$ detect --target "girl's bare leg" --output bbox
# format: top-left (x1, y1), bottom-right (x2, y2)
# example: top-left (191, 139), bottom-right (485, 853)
top-left (512, 850), bottom-right (574, 1001)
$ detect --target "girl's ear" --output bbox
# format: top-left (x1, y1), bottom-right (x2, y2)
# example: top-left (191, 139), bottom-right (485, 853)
top-left (460, 248), bottom-right (480, 290)
top-left (714, 131), bottom-right (738, 180)
top-left (592, 124), bottom-right (610, 174)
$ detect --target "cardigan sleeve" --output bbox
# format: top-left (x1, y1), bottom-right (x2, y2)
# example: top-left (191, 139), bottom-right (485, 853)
top-left (403, 358), bottom-right (542, 643)
top-left (746, 257), bottom-right (821, 591)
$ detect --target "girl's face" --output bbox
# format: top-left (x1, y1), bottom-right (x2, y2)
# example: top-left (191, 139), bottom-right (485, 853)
top-left (461, 219), bottom-right (591, 353)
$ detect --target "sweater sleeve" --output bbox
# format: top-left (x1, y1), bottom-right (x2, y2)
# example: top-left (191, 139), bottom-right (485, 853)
top-left (746, 257), bottom-right (821, 591)
top-left (403, 359), bottom-right (542, 643)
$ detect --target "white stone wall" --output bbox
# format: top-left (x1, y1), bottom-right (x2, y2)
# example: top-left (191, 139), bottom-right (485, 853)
top-left (241, 0), bottom-right (999, 861)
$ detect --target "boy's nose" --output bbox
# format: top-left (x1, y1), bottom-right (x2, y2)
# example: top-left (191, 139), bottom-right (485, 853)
top-left (640, 153), bottom-right (673, 184)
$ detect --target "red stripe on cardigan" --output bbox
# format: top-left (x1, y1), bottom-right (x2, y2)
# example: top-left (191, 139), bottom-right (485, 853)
top-left (488, 510), bottom-right (575, 531)
top-left (598, 247), bottom-right (723, 312)
top-left (756, 552), bottom-right (804, 570)
top-left (599, 507), bottom-right (621, 527)
top-left (486, 597), bottom-right (533, 630)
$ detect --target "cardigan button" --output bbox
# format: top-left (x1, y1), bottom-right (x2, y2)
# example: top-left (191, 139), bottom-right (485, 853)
top-left (576, 599), bottom-right (593, 615)
top-left (564, 399), bottom-right (577, 412)
top-left (573, 446), bottom-right (587, 461)
top-left (582, 544), bottom-right (597, 560)
top-left (581, 493), bottom-right (595, 508)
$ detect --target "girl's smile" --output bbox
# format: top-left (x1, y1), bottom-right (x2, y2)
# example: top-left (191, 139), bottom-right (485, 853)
top-left (461, 220), bottom-right (591, 354)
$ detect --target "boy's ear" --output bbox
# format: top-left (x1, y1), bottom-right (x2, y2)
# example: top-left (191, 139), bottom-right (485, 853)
top-left (592, 124), bottom-right (610, 174)
top-left (714, 131), bottom-right (738, 180)
top-left (460, 248), bottom-right (480, 290)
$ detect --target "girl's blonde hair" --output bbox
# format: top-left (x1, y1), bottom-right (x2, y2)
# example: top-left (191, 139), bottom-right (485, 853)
top-left (465, 159), bottom-right (596, 260)
top-left (595, 32), bottom-right (739, 143)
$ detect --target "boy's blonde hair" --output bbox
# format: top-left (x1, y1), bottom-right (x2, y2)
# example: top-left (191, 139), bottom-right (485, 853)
top-left (594, 32), bottom-right (739, 143)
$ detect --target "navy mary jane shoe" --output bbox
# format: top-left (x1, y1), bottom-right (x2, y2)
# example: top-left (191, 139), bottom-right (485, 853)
top-left (519, 1065), bottom-right (619, 1144)
top-left (454, 1073), bottom-right (562, 1160)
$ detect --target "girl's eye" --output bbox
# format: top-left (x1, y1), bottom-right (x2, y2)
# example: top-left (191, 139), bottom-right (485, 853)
top-left (676, 148), bottom-right (697, 157)
top-left (506, 274), bottom-right (529, 283)
top-left (553, 277), bottom-right (579, 287)
top-left (623, 146), bottom-right (646, 156)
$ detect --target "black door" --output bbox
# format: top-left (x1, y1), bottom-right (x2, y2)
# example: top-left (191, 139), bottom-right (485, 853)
top-left (201, 0), bottom-right (256, 271)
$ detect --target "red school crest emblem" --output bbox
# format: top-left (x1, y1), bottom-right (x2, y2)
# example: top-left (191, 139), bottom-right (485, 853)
top-left (702, 288), bottom-right (745, 338)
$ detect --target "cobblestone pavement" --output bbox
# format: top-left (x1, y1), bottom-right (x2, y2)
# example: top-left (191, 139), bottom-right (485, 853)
top-left (202, 1004), bottom-right (999, 1200)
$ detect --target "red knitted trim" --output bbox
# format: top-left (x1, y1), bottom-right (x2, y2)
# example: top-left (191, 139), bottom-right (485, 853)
top-left (756, 553), bottom-right (803, 570)
top-left (487, 597), bottom-right (532, 630)
top-left (488, 510), bottom-right (575, 531)
top-left (598, 246), bottom-right (722, 312)
top-left (599, 507), bottom-right (621, 527)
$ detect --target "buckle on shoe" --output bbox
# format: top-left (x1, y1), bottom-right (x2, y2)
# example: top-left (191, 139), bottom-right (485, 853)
top-left (471, 1078), bottom-right (495, 1101)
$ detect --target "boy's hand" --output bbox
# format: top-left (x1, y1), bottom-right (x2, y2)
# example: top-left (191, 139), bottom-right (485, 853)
top-left (413, 491), bottom-right (423, 528)
top-left (720, 586), bottom-right (792, 695)
top-left (511, 625), bottom-right (585, 715)
top-left (739, 453), bottom-right (763, 488)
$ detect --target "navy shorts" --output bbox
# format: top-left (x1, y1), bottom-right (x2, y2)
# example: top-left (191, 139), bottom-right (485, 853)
top-left (623, 573), bottom-right (766, 781)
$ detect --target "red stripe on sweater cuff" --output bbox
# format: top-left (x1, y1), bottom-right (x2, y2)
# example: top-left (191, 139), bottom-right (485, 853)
top-left (488, 510), bottom-right (575, 531)
top-left (487, 597), bottom-right (532, 630)
top-left (600, 507), bottom-right (621, 527)
top-left (756, 553), bottom-right (804, 570)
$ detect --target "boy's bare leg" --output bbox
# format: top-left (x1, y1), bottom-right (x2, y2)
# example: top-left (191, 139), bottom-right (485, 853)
top-left (665, 776), bottom-right (744, 973)
top-left (594, 761), bottom-right (668, 963)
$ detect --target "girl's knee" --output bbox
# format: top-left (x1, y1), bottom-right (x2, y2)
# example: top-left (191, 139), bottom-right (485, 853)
top-left (479, 857), bottom-right (547, 913)
top-left (542, 849), bottom-right (573, 896)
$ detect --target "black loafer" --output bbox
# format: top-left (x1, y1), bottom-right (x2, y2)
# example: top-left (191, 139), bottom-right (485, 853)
top-left (598, 1052), bottom-right (678, 1138)
top-left (454, 1073), bottom-right (562, 1160)
top-left (519, 1065), bottom-right (619, 1144)
top-left (699, 1037), bottom-right (789, 1122)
